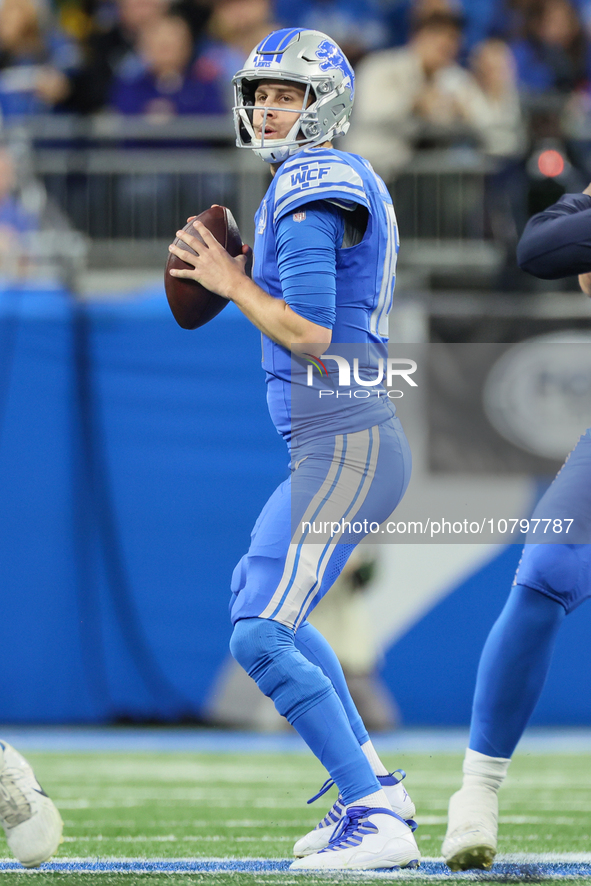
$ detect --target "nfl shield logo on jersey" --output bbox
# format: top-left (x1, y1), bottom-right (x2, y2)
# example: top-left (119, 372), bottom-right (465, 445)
top-left (293, 211), bottom-right (306, 222)
top-left (257, 201), bottom-right (268, 234)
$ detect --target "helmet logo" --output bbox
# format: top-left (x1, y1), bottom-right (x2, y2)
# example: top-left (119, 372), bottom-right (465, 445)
top-left (254, 52), bottom-right (283, 68)
top-left (315, 40), bottom-right (354, 99)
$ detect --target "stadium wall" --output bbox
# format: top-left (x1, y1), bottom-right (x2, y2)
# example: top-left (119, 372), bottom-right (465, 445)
top-left (1, 285), bottom-right (589, 726)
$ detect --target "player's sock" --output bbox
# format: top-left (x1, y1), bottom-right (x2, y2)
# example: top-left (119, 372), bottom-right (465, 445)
top-left (462, 748), bottom-right (510, 791)
top-left (469, 583), bottom-right (565, 758)
top-left (295, 620), bottom-right (370, 746)
top-left (231, 617), bottom-right (380, 804)
top-left (361, 739), bottom-right (389, 776)
top-left (349, 788), bottom-right (390, 809)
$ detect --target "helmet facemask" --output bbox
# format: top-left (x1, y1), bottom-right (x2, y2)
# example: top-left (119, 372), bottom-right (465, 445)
top-left (233, 77), bottom-right (322, 164)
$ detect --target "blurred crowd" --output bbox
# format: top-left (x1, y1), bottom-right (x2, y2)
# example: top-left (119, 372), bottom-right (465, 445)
top-left (1, 0), bottom-right (591, 199)
top-left (3, 0), bottom-right (591, 283)
top-left (0, 0), bottom-right (588, 140)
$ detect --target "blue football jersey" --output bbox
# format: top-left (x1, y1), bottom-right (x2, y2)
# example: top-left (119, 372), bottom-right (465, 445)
top-left (252, 146), bottom-right (400, 445)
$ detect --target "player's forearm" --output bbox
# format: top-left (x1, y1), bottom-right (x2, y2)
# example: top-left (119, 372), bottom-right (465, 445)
top-left (517, 194), bottom-right (591, 279)
top-left (230, 276), bottom-right (331, 355)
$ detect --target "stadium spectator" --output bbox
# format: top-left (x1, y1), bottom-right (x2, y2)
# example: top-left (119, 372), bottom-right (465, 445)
top-left (466, 38), bottom-right (528, 284)
top-left (273, 0), bottom-right (388, 64)
top-left (346, 12), bottom-right (473, 179)
top-left (197, 0), bottom-right (280, 109)
top-left (488, 0), bottom-right (538, 42)
top-left (110, 13), bottom-right (225, 116)
top-left (385, 0), bottom-right (504, 52)
top-left (464, 38), bottom-right (526, 157)
top-left (66, 0), bottom-right (175, 113)
top-left (0, 0), bottom-right (82, 119)
top-left (509, 0), bottom-right (591, 94)
top-left (170, 0), bottom-right (212, 42)
top-left (206, 0), bottom-right (276, 57)
top-left (109, 12), bottom-right (227, 239)
top-left (0, 146), bottom-right (38, 274)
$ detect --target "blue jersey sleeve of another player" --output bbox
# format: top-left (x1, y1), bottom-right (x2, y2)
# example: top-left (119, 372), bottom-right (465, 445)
top-left (273, 150), bottom-right (370, 224)
top-left (517, 193), bottom-right (591, 279)
top-left (275, 200), bottom-right (344, 329)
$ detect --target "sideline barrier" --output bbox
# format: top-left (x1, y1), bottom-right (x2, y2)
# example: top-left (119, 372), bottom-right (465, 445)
top-left (2, 285), bottom-right (591, 725)
top-left (0, 284), bottom-right (285, 722)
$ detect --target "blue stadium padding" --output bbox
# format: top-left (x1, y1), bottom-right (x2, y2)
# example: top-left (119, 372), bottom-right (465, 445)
top-left (0, 286), bottom-right (96, 721)
top-left (0, 285), bottom-right (285, 723)
top-left (383, 543), bottom-right (591, 725)
top-left (3, 283), bottom-right (591, 725)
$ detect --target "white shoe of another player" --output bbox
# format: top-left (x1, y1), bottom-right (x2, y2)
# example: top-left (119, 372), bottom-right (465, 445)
top-left (290, 805), bottom-right (420, 871)
top-left (442, 785), bottom-right (498, 871)
top-left (0, 741), bottom-right (63, 868)
top-left (293, 769), bottom-right (416, 858)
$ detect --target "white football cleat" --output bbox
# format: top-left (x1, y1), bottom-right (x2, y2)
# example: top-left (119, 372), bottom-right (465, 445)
top-left (290, 805), bottom-right (420, 870)
top-left (293, 769), bottom-right (416, 858)
top-left (442, 784), bottom-right (498, 871)
top-left (0, 741), bottom-right (63, 868)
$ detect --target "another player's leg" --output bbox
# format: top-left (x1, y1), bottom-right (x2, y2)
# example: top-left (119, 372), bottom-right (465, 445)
top-left (293, 620), bottom-right (415, 857)
top-left (0, 741), bottom-right (63, 868)
top-left (230, 425), bottom-right (419, 870)
top-left (444, 432), bottom-right (591, 871)
top-left (443, 581), bottom-right (565, 871)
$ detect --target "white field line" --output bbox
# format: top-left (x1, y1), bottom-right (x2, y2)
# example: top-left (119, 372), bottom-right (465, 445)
top-left (417, 815), bottom-right (578, 825)
top-left (63, 834), bottom-right (293, 843)
top-left (5, 854), bottom-right (591, 862)
top-left (55, 799), bottom-right (299, 809)
top-left (59, 823), bottom-right (312, 830)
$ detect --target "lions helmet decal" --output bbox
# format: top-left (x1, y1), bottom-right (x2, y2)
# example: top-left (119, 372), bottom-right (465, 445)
top-left (316, 39), bottom-right (354, 100)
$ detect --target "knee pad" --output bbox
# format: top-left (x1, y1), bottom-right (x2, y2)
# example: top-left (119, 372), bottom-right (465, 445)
top-left (229, 617), bottom-right (292, 674)
top-left (229, 617), bottom-right (333, 723)
top-left (516, 544), bottom-right (591, 613)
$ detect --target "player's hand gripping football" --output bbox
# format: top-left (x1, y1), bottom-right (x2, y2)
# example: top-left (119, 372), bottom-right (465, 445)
top-left (168, 218), bottom-right (252, 300)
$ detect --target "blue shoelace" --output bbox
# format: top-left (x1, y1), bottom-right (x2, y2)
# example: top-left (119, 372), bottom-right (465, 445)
top-left (307, 770), bottom-right (417, 833)
top-left (324, 805), bottom-right (380, 851)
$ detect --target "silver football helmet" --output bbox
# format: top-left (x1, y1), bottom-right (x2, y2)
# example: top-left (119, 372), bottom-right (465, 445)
top-left (232, 28), bottom-right (355, 164)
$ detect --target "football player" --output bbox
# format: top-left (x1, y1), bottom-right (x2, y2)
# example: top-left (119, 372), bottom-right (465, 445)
top-left (442, 184), bottom-right (591, 871)
top-left (167, 28), bottom-right (419, 871)
top-left (0, 740), bottom-right (63, 867)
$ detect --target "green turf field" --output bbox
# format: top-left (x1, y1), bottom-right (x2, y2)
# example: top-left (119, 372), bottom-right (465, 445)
top-left (2, 749), bottom-right (591, 884)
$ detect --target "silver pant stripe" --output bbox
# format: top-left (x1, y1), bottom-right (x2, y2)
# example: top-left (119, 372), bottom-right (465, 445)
top-left (264, 427), bottom-right (380, 629)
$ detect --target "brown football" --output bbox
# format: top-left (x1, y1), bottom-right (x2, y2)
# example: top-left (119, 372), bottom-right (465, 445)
top-left (165, 205), bottom-right (243, 329)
